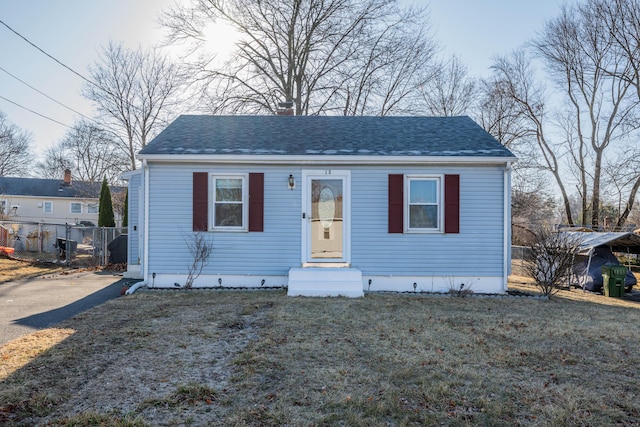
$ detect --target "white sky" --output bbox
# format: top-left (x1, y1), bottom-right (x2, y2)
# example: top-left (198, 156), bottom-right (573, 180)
top-left (0, 0), bottom-right (566, 166)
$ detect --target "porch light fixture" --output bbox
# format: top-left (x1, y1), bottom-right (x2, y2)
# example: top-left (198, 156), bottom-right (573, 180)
top-left (288, 174), bottom-right (295, 190)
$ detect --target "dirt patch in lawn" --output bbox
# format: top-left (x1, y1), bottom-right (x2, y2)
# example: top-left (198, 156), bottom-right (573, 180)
top-left (1, 287), bottom-right (640, 426)
top-left (0, 291), bottom-right (272, 426)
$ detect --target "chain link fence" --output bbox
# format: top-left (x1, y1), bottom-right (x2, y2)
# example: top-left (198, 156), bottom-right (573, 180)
top-left (0, 220), bottom-right (127, 267)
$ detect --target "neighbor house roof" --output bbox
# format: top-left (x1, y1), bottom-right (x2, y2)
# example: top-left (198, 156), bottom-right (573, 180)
top-left (138, 115), bottom-right (516, 159)
top-left (0, 176), bottom-right (102, 199)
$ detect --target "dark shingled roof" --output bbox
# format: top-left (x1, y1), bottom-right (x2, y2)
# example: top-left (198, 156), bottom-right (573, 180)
top-left (0, 176), bottom-right (103, 198)
top-left (139, 115), bottom-right (515, 158)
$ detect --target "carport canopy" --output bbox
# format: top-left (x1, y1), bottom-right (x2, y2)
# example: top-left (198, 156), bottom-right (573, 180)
top-left (562, 231), bottom-right (640, 255)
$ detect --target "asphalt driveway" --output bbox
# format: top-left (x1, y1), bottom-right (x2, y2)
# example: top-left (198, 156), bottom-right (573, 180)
top-left (0, 271), bottom-right (128, 346)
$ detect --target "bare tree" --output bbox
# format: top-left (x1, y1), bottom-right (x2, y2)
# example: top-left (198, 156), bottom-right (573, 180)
top-left (534, 5), bottom-right (639, 228)
top-left (35, 146), bottom-right (70, 180)
top-left (484, 0), bottom-right (640, 229)
top-left (488, 50), bottom-right (577, 226)
top-left (420, 56), bottom-right (476, 116)
top-left (161, 0), bottom-right (438, 116)
top-left (83, 41), bottom-right (183, 169)
top-left (184, 232), bottom-right (213, 289)
top-left (339, 7), bottom-right (439, 116)
top-left (36, 119), bottom-right (129, 184)
top-left (477, 76), bottom-right (531, 149)
top-left (590, 0), bottom-right (640, 101)
top-left (524, 228), bottom-right (581, 298)
top-left (0, 111), bottom-right (32, 177)
top-left (602, 147), bottom-right (640, 228)
top-left (588, 0), bottom-right (640, 227)
top-left (511, 170), bottom-right (559, 244)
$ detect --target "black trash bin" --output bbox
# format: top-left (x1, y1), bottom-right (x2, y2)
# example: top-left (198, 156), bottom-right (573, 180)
top-left (56, 238), bottom-right (77, 259)
top-left (107, 234), bottom-right (128, 264)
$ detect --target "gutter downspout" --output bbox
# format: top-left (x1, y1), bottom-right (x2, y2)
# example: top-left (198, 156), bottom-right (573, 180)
top-left (503, 161), bottom-right (513, 292)
top-left (125, 280), bottom-right (147, 295)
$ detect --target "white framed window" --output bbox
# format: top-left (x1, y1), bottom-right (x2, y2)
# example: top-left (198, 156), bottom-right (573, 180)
top-left (406, 175), bottom-right (442, 232)
top-left (211, 174), bottom-right (248, 231)
top-left (87, 202), bottom-right (98, 214)
top-left (70, 202), bottom-right (82, 214)
top-left (43, 201), bottom-right (53, 214)
top-left (0, 200), bottom-right (6, 215)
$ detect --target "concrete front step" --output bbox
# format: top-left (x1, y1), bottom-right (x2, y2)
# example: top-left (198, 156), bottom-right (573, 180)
top-left (287, 267), bottom-right (364, 297)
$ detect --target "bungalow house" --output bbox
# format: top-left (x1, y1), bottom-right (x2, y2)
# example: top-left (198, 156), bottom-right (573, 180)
top-left (0, 170), bottom-right (103, 225)
top-left (0, 171), bottom-right (126, 253)
top-left (124, 115), bottom-right (516, 296)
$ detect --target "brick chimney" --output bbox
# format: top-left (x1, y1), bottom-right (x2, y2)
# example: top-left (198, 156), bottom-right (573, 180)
top-left (277, 101), bottom-right (294, 116)
top-left (63, 169), bottom-right (72, 186)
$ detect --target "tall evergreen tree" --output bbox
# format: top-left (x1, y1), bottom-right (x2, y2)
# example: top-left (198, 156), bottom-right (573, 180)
top-left (98, 177), bottom-right (116, 227)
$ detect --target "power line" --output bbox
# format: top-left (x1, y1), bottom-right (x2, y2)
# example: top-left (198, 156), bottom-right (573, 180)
top-left (0, 19), bottom-right (150, 117)
top-left (0, 19), bottom-right (164, 146)
top-left (0, 65), bottom-right (96, 123)
top-left (0, 94), bottom-right (71, 128)
top-left (0, 19), bottom-right (99, 90)
top-left (0, 93), bottom-right (129, 144)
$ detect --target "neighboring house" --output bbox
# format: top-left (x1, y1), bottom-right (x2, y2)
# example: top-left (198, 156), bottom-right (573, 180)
top-left (0, 170), bottom-right (123, 226)
top-left (124, 115), bottom-right (516, 296)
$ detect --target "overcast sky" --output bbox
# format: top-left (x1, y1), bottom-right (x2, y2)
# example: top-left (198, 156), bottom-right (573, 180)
top-left (0, 0), bottom-right (566, 166)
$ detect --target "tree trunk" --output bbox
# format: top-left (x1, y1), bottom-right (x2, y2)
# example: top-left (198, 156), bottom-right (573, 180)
top-left (617, 176), bottom-right (640, 228)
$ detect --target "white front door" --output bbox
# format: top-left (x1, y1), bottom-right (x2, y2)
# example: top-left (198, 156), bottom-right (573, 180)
top-left (302, 170), bottom-right (350, 265)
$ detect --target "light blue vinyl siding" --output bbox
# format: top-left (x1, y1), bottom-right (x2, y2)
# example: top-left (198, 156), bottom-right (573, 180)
top-left (145, 163), bottom-right (506, 277)
top-left (146, 164), bottom-right (301, 275)
top-left (350, 166), bottom-right (505, 276)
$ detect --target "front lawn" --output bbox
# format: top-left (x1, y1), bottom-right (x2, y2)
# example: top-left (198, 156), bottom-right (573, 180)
top-left (1, 287), bottom-right (639, 426)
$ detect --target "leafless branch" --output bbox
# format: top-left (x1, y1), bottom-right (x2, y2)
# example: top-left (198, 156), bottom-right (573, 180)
top-left (0, 111), bottom-right (32, 177)
top-left (184, 232), bottom-right (213, 289)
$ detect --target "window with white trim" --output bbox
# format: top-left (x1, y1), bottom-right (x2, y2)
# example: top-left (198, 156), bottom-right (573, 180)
top-left (406, 176), bottom-right (442, 232)
top-left (212, 175), bottom-right (247, 230)
top-left (43, 201), bottom-right (53, 214)
top-left (0, 200), bottom-right (6, 215)
top-left (70, 202), bottom-right (82, 214)
top-left (87, 202), bottom-right (98, 214)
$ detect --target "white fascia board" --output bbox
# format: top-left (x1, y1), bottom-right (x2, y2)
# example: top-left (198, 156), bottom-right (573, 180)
top-left (137, 154), bottom-right (516, 166)
top-left (120, 169), bottom-right (142, 181)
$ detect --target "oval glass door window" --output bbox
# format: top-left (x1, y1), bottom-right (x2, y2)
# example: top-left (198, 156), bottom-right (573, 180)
top-left (318, 187), bottom-right (335, 228)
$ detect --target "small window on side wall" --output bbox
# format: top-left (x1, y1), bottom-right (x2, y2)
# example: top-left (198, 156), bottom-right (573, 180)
top-left (212, 175), bottom-right (247, 230)
top-left (87, 203), bottom-right (98, 214)
top-left (406, 176), bottom-right (441, 232)
top-left (43, 201), bottom-right (53, 214)
top-left (70, 202), bottom-right (82, 214)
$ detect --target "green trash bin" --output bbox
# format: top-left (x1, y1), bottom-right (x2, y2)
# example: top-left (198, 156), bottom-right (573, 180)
top-left (602, 264), bottom-right (625, 297)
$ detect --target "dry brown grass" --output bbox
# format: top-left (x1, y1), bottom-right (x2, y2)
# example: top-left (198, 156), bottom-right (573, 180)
top-left (0, 328), bottom-right (75, 380)
top-left (1, 284), bottom-right (639, 426)
top-left (0, 257), bottom-right (64, 283)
